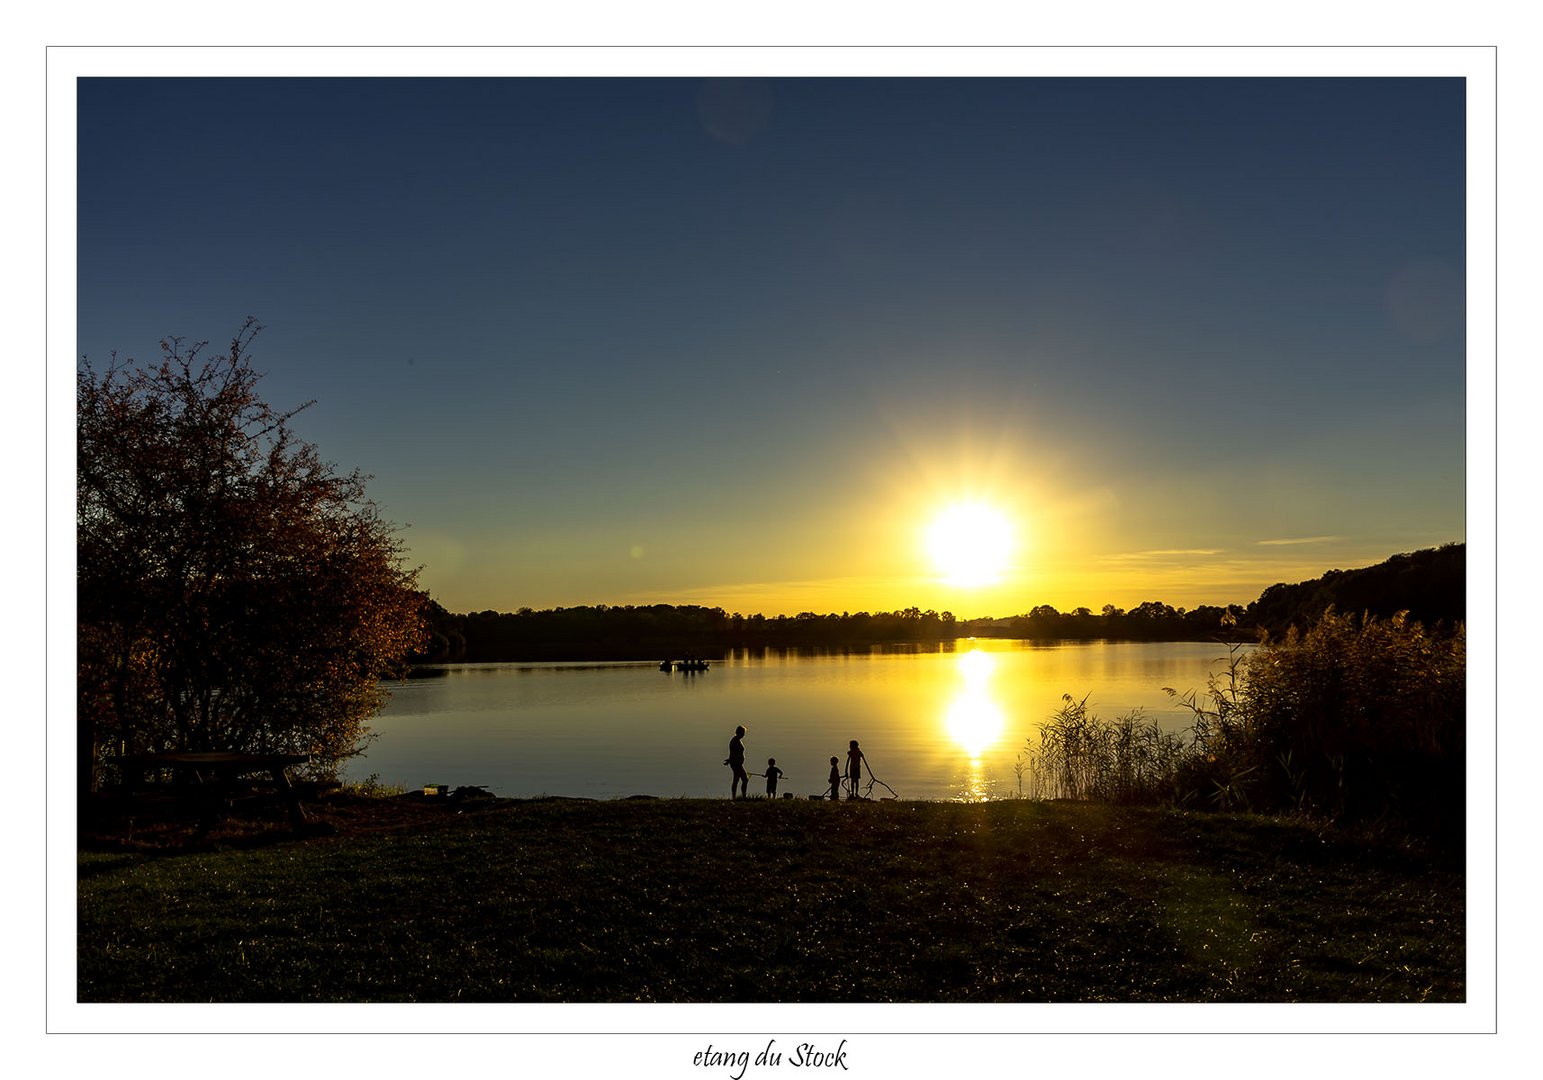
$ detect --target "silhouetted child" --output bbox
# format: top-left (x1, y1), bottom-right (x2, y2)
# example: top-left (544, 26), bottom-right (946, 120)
top-left (828, 756), bottom-right (841, 800)
top-left (764, 758), bottom-right (784, 797)
top-left (845, 739), bottom-right (867, 799)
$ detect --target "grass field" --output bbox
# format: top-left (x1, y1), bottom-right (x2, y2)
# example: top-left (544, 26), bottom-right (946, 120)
top-left (77, 795), bottom-right (1464, 1003)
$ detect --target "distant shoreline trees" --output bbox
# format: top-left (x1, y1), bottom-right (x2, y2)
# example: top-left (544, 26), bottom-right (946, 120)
top-left (416, 543), bottom-right (1463, 663)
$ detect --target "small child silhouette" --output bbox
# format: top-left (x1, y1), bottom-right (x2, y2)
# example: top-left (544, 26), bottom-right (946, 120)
top-left (827, 756), bottom-right (841, 800)
top-left (764, 758), bottom-right (785, 797)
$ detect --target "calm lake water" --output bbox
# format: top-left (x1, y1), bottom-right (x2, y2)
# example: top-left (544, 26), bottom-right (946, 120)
top-left (344, 640), bottom-right (1244, 801)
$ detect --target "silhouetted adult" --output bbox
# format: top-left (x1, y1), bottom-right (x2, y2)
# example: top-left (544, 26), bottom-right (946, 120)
top-left (845, 739), bottom-right (867, 799)
top-left (726, 725), bottom-right (749, 799)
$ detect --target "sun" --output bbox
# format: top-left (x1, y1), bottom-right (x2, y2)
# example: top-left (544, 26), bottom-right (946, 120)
top-left (925, 502), bottom-right (1015, 586)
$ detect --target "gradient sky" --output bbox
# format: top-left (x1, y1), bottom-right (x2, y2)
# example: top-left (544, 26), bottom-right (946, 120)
top-left (76, 76), bottom-right (1467, 618)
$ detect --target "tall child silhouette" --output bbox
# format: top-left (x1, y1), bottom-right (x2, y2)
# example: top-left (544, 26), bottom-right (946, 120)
top-left (725, 725), bottom-right (749, 799)
top-left (845, 739), bottom-right (867, 799)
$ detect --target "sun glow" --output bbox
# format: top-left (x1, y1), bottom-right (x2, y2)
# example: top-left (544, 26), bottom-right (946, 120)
top-left (925, 502), bottom-right (1015, 586)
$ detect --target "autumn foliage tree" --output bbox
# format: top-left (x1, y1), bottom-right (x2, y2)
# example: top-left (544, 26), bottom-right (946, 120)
top-left (77, 320), bottom-right (427, 795)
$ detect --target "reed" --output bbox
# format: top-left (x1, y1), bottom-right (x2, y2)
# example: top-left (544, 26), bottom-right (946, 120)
top-left (1020, 695), bottom-right (1191, 805)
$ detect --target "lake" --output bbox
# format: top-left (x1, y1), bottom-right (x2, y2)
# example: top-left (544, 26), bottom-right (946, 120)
top-left (343, 639), bottom-right (1245, 801)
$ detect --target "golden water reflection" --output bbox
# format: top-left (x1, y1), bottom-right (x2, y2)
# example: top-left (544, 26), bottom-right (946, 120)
top-left (945, 649), bottom-right (1007, 801)
top-left (956, 757), bottom-right (997, 802)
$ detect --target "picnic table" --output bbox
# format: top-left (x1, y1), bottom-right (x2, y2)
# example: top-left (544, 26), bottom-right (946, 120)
top-left (118, 751), bottom-right (311, 832)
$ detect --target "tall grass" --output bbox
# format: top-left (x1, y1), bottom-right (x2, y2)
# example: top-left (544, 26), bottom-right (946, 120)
top-left (1227, 609), bottom-right (1464, 834)
top-left (1020, 695), bottom-right (1190, 805)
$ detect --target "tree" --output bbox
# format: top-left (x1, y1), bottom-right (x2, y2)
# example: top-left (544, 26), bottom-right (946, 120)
top-left (77, 320), bottom-right (427, 795)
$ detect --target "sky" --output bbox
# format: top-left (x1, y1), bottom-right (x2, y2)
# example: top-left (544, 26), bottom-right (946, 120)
top-left (75, 75), bottom-right (1468, 618)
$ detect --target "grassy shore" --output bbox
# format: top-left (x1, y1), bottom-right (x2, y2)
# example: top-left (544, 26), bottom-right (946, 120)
top-left (77, 795), bottom-right (1463, 1003)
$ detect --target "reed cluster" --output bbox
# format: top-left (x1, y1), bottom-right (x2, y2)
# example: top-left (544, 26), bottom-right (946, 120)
top-left (1018, 610), bottom-right (1465, 838)
top-left (1018, 696), bottom-right (1189, 805)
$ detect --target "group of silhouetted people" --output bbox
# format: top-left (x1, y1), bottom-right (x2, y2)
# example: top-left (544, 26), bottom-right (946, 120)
top-left (725, 724), bottom-right (870, 800)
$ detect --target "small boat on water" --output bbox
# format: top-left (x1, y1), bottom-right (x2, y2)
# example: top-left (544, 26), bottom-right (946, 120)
top-left (661, 659), bottom-right (710, 672)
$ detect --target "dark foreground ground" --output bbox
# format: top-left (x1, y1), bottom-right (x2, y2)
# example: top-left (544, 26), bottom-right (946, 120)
top-left (77, 792), bottom-right (1464, 1002)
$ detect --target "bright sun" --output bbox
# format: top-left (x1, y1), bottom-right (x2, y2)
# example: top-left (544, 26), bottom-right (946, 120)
top-left (925, 502), bottom-right (1015, 586)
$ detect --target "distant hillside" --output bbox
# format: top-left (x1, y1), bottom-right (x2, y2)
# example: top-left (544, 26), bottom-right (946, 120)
top-left (1244, 543), bottom-right (1464, 638)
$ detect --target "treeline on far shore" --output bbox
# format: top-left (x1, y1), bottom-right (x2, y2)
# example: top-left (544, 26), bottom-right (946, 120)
top-left (413, 543), bottom-right (1464, 664)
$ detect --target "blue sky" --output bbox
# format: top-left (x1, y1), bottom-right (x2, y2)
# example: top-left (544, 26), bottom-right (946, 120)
top-left (76, 76), bottom-right (1466, 616)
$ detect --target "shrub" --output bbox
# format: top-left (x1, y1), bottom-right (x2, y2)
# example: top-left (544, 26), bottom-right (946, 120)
top-left (1240, 609), bottom-right (1463, 831)
top-left (1168, 611), bottom-right (1464, 833)
top-left (1027, 610), bottom-right (1465, 839)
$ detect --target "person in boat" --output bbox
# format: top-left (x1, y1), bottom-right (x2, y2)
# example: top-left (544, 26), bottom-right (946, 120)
top-left (725, 725), bottom-right (749, 799)
top-left (763, 758), bottom-right (785, 798)
top-left (827, 756), bottom-right (842, 800)
top-left (845, 739), bottom-right (867, 799)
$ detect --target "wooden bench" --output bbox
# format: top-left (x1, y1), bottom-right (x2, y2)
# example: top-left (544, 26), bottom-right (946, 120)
top-left (117, 751), bottom-right (311, 833)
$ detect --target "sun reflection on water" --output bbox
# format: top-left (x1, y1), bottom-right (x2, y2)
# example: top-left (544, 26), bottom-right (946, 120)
top-left (944, 648), bottom-right (1007, 786)
top-left (956, 756), bottom-right (1000, 802)
top-left (944, 693), bottom-right (1006, 758)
